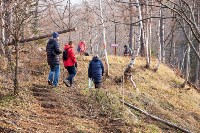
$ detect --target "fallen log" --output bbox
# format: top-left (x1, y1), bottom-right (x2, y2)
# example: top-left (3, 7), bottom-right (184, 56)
top-left (187, 81), bottom-right (200, 93)
top-left (7, 28), bottom-right (76, 46)
top-left (121, 100), bottom-right (192, 133)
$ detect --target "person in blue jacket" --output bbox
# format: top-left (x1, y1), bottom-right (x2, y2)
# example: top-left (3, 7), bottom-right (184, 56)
top-left (88, 55), bottom-right (104, 88)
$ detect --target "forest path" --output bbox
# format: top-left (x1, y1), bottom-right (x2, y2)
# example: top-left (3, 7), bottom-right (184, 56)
top-left (23, 83), bottom-right (103, 132)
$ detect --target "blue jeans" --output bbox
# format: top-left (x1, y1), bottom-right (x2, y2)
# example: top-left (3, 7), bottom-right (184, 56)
top-left (48, 64), bottom-right (60, 86)
top-left (65, 66), bottom-right (76, 85)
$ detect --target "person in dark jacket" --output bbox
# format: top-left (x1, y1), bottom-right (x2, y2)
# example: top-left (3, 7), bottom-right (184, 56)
top-left (46, 32), bottom-right (62, 87)
top-left (124, 45), bottom-right (129, 56)
top-left (63, 41), bottom-right (77, 87)
top-left (88, 55), bottom-right (104, 88)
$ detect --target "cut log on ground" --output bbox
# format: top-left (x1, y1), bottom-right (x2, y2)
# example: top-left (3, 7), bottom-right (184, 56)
top-left (121, 100), bottom-right (192, 133)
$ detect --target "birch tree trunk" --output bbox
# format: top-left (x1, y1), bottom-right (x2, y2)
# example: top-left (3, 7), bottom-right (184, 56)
top-left (129, 0), bottom-right (133, 55)
top-left (182, 43), bottom-right (190, 88)
top-left (154, 10), bottom-right (162, 72)
top-left (0, 0), bottom-right (6, 68)
top-left (136, 0), bottom-right (145, 57)
top-left (169, 8), bottom-right (175, 65)
top-left (145, 0), bottom-right (150, 68)
top-left (182, 21), bottom-right (191, 88)
top-left (148, 0), bottom-right (153, 66)
top-left (160, 6), bottom-right (165, 63)
top-left (99, 0), bottom-right (109, 76)
top-left (155, 4), bottom-right (164, 71)
top-left (0, 0), bottom-right (5, 56)
top-left (3, 0), bottom-right (14, 73)
top-left (180, 48), bottom-right (187, 72)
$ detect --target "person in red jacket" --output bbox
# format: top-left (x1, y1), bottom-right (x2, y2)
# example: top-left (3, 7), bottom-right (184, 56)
top-left (63, 41), bottom-right (77, 87)
top-left (77, 40), bottom-right (86, 55)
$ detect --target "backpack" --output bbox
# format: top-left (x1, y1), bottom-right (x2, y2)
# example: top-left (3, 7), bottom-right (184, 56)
top-left (62, 48), bottom-right (70, 61)
top-left (77, 45), bottom-right (81, 52)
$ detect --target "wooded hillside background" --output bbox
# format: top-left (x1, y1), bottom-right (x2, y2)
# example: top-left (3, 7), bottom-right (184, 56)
top-left (0, 0), bottom-right (199, 94)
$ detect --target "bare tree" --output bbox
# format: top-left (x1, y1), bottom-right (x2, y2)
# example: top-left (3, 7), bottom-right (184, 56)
top-left (158, 0), bottom-right (200, 61)
top-left (0, 0), bottom-right (41, 94)
top-left (144, 0), bottom-right (150, 68)
top-left (100, 0), bottom-right (110, 76)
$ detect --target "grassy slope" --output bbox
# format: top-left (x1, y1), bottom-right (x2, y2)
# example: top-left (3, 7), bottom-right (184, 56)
top-left (0, 46), bottom-right (200, 133)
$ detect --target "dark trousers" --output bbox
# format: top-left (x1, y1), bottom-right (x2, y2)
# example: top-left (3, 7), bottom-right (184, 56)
top-left (65, 66), bottom-right (76, 85)
top-left (94, 82), bottom-right (101, 89)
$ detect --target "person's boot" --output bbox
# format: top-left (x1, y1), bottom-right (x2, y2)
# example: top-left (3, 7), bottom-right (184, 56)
top-left (63, 79), bottom-right (70, 87)
top-left (48, 80), bottom-right (53, 85)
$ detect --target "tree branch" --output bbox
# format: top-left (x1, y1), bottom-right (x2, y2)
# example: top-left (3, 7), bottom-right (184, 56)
top-left (6, 28), bottom-right (76, 45)
top-left (179, 21), bottom-right (200, 62)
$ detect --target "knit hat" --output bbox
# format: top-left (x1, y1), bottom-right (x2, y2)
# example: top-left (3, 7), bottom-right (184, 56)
top-left (52, 32), bottom-right (59, 38)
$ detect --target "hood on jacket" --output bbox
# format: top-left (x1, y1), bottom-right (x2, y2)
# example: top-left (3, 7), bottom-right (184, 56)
top-left (79, 41), bottom-right (84, 45)
top-left (48, 39), bottom-right (56, 44)
top-left (64, 44), bottom-right (73, 50)
top-left (92, 56), bottom-right (100, 62)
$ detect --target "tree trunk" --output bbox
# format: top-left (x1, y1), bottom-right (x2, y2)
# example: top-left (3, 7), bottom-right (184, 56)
top-left (182, 44), bottom-right (190, 88)
top-left (180, 48), bottom-right (187, 72)
top-left (182, 23), bottom-right (191, 88)
top-left (2, 0), bottom-right (13, 70)
top-left (145, 0), bottom-right (150, 68)
top-left (195, 2), bottom-right (200, 87)
top-left (129, 0), bottom-right (133, 55)
top-left (0, 1), bottom-right (5, 55)
top-left (154, 15), bottom-right (162, 72)
top-left (136, 0), bottom-right (145, 57)
top-left (169, 31), bottom-right (174, 64)
top-left (99, 0), bottom-right (109, 76)
top-left (148, 0), bottom-right (153, 67)
top-left (160, 6), bottom-right (165, 63)
top-left (154, 4), bottom-right (165, 71)
top-left (68, 0), bottom-right (71, 41)
top-left (32, 0), bottom-right (39, 33)
top-left (195, 47), bottom-right (200, 86)
top-left (169, 17), bottom-right (176, 65)
top-left (89, 25), bottom-right (92, 54)
top-left (14, 40), bottom-right (19, 95)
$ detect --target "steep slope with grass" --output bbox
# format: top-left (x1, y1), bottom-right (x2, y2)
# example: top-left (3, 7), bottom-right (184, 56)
top-left (0, 45), bottom-right (200, 133)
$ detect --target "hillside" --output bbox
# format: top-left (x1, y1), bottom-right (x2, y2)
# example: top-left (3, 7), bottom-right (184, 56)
top-left (0, 45), bottom-right (200, 133)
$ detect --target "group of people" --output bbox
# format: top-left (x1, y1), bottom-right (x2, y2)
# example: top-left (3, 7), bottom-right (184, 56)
top-left (46, 32), bottom-right (104, 89)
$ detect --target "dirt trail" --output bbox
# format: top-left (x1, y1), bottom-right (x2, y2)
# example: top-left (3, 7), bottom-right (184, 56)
top-left (0, 83), bottom-right (126, 133)
top-left (25, 84), bottom-right (78, 132)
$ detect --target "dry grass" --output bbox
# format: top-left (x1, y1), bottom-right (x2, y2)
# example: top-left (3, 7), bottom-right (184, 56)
top-left (0, 46), bottom-right (200, 132)
top-left (107, 56), bottom-right (200, 132)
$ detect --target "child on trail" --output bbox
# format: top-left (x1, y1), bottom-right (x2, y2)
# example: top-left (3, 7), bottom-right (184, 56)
top-left (77, 41), bottom-right (86, 55)
top-left (46, 32), bottom-right (62, 87)
top-left (63, 41), bottom-right (77, 87)
top-left (88, 55), bottom-right (104, 88)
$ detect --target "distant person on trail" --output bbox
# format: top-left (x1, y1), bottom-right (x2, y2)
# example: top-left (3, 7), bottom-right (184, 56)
top-left (88, 55), bottom-right (104, 89)
top-left (46, 32), bottom-right (62, 87)
top-left (124, 45), bottom-right (129, 56)
top-left (77, 40), bottom-right (86, 55)
top-left (63, 41), bottom-right (77, 87)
